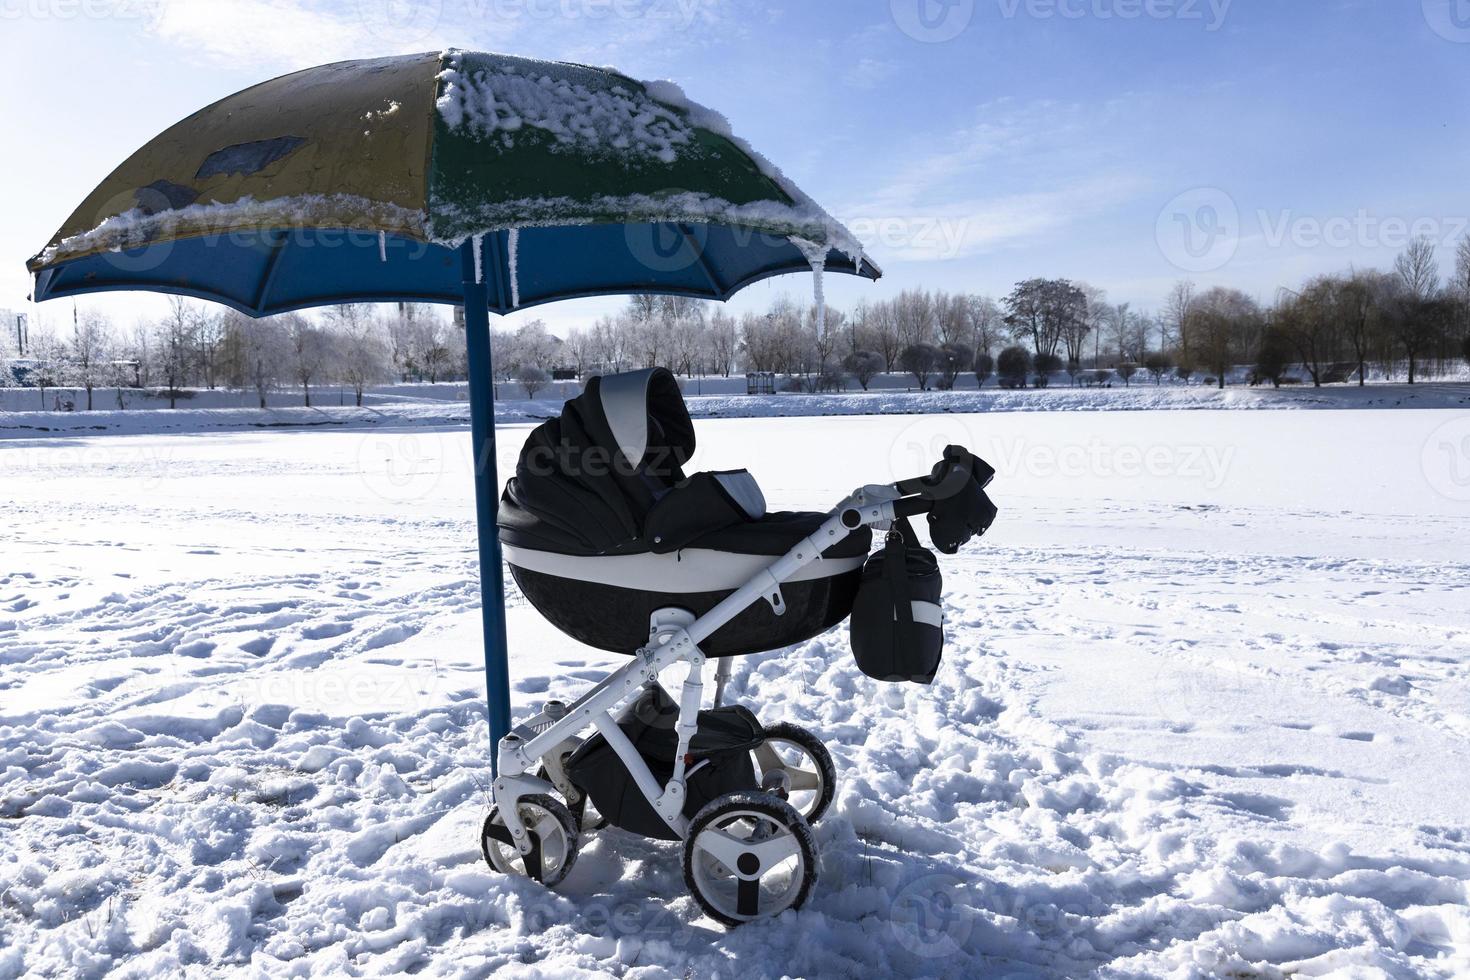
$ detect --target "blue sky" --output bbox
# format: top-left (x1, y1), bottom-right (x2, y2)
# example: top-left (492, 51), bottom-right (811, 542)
top-left (3, 0), bottom-right (1468, 336)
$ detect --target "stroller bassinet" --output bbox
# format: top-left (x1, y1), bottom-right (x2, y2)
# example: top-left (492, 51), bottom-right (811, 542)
top-left (498, 368), bottom-right (872, 657)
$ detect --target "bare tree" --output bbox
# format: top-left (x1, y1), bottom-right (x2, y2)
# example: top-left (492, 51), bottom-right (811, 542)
top-left (936, 343), bottom-right (973, 391)
top-left (1163, 280), bottom-right (1196, 363)
top-left (1186, 287), bottom-right (1260, 388)
top-left (1396, 236), bottom-right (1440, 301)
top-left (899, 342), bottom-right (941, 391)
top-left (843, 350), bottom-right (883, 390)
top-left (1337, 271), bottom-right (1386, 386)
top-left (1278, 278), bottom-right (1340, 387)
top-left (1143, 350), bottom-right (1172, 385)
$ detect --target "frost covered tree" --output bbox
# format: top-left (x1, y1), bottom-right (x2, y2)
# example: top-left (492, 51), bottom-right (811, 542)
top-left (326, 305), bottom-right (391, 406)
top-left (238, 314), bottom-right (289, 408)
top-left (283, 314), bottom-right (330, 407)
top-left (70, 311), bottom-right (111, 410)
top-left (413, 312), bottom-right (454, 383)
top-left (707, 309), bottom-right (739, 377)
top-left (507, 320), bottom-right (560, 376)
top-left (156, 297), bottom-right (198, 408)
top-left (519, 365), bottom-right (551, 398)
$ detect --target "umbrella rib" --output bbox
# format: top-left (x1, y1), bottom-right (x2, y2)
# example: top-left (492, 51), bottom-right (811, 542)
top-left (253, 232), bottom-right (290, 314)
top-left (678, 223), bottom-right (725, 296)
top-left (485, 232), bottom-right (510, 312)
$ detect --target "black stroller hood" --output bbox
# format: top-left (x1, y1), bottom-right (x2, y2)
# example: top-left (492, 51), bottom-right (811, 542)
top-left (499, 368), bottom-right (697, 556)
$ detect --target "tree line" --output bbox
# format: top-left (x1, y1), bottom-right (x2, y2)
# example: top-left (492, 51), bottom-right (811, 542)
top-left (6, 237), bottom-right (1470, 408)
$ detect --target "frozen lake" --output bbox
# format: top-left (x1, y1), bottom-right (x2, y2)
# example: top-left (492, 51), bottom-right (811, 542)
top-left (2, 409), bottom-right (1468, 977)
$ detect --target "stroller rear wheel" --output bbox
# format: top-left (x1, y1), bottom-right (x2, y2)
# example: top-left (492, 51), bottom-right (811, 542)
top-left (481, 794), bottom-right (579, 887)
top-left (752, 723), bottom-right (836, 825)
top-left (683, 791), bottom-right (817, 927)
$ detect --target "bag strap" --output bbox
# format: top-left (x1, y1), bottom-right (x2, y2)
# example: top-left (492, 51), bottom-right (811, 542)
top-left (884, 518), bottom-right (916, 654)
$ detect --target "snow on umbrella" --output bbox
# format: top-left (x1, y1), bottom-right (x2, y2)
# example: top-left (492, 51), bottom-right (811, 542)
top-left (28, 49), bottom-right (878, 314)
top-left (25, 49), bottom-right (880, 765)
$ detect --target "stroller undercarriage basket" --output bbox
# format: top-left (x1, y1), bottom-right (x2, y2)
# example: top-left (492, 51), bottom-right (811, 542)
top-left (566, 684), bottom-right (765, 840)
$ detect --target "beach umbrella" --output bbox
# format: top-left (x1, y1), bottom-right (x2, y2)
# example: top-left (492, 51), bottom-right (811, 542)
top-left (27, 49), bottom-right (880, 766)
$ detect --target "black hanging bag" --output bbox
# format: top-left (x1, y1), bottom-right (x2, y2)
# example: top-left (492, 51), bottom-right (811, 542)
top-left (849, 516), bottom-right (945, 684)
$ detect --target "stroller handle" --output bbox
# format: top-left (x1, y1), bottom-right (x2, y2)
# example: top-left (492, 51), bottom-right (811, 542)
top-left (887, 445), bottom-right (999, 551)
top-left (893, 445), bottom-right (995, 502)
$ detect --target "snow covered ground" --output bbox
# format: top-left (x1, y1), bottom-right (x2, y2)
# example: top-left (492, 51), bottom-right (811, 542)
top-left (2, 408), bottom-right (1469, 977)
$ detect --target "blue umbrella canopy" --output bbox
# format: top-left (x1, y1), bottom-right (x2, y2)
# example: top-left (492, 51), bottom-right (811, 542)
top-left (28, 50), bottom-right (880, 315)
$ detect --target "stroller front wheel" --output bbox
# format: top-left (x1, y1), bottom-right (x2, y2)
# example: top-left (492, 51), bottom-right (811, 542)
top-left (752, 723), bottom-right (836, 825)
top-left (481, 794), bottom-right (580, 888)
top-left (683, 791), bottom-right (818, 927)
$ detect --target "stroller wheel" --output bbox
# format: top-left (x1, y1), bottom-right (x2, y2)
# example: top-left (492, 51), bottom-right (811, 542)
top-left (481, 794), bottom-right (579, 888)
top-left (752, 723), bottom-right (836, 825)
top-left (683, 791), bottom-right (817, 928)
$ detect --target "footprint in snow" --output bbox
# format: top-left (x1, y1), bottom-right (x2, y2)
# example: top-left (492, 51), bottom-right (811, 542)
top-left (301, 621), bottom-right (354, 640)
top-left (174, 639), bottom-right (216, 658)
top-left (362, 623), bottom-right (419, 650)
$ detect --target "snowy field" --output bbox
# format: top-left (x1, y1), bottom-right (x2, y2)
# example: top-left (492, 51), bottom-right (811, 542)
top-left (4, 381), bottom-right (1470, 440)
top-left (2, 408), bottom-right (1469, 978)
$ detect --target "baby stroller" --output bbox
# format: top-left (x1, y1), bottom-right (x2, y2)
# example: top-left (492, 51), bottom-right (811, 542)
top-left (482, 368), bottom-right (996, 925)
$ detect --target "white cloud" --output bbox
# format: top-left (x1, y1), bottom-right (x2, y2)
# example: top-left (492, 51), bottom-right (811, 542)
top-left (143, 0), bottom-right (464, 69)
top-left (840, 99), bottom-right (1148, 261)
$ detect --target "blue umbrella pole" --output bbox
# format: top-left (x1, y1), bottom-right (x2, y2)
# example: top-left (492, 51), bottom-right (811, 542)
top-left (460, 240), bottom-right (512, 772)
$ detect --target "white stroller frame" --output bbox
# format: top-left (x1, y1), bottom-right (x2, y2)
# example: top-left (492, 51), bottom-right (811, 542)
top-left (492, 466), bottom-right (965, 850)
